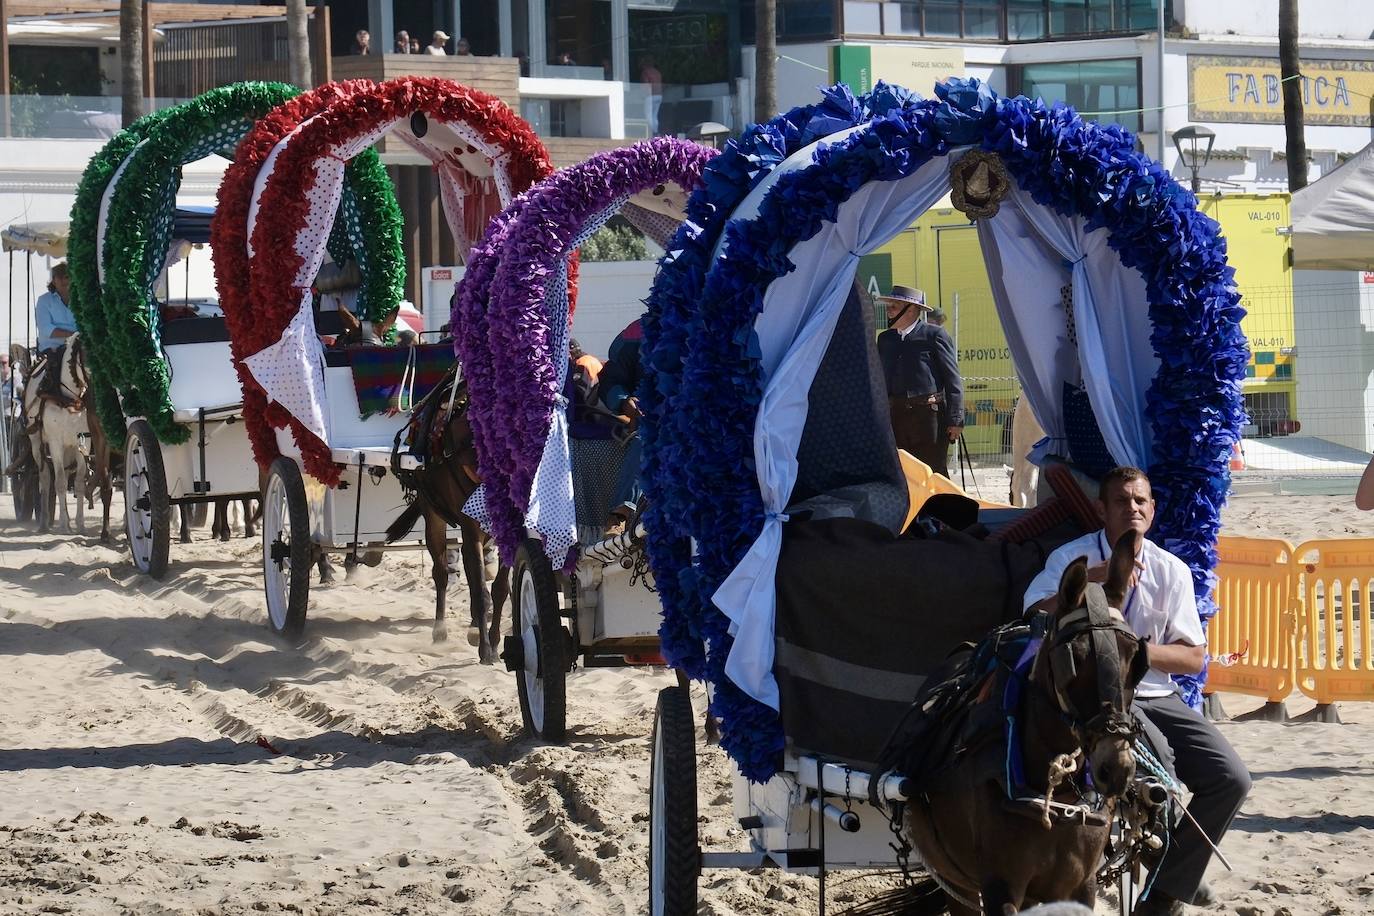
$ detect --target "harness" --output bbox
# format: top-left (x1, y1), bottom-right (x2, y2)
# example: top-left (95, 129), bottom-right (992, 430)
top-left (390, 367), bottom-right (480, 524)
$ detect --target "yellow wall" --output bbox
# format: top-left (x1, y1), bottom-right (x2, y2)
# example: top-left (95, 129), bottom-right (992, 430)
top-left (868, 193), bottom-right (1296, 449)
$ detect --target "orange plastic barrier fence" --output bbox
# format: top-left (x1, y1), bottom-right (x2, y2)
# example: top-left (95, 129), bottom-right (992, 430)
top-left (1293, 539), bottom-right (1374, 705)
top-left (1205, 537), bottom-right (1297, 704)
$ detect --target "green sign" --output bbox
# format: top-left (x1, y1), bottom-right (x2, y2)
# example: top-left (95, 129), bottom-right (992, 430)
top-left (857, 252), bottom-right (892, 301)
top-left (831, 45), bottom-right (872, 95)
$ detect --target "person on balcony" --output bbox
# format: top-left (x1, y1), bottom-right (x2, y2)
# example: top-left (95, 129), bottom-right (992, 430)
top-left (350, 29), bottom-right (371, 55)
top-left (455, 37), bottom-right (472, 56)
top-left (394, 30), bottom-right (411, 53)
top-left (425, 30), bottom-right (450, 55)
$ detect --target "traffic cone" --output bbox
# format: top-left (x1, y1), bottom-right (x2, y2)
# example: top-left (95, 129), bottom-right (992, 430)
top-left (1229, 442), bottom-right (1246, 472)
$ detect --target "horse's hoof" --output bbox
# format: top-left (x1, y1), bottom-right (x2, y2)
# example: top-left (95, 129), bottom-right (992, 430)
top-left (179, 536), bottom-right (192, 544)
top-left (433, 622), bottom-right (449, 644)
top-left (478, 640), bottom-right (495, 665)
top-left (466, 625), bottom-right (481, 647)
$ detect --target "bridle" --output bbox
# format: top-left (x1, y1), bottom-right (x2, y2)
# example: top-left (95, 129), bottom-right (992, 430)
top-left (1034, 583), bottom-right (1144, 757)
top-left (66, 336), bottom-right (89, 401)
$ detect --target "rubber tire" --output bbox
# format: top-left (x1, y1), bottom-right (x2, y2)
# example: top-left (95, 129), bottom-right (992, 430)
top-left (513, 537), bottom-right (567, 743)
top-left (263, 457), bottom-right (311, 641)
top-left (648, 686), bottom-right (699, 916)
top-left (125, 420), bottom-right (171, 579)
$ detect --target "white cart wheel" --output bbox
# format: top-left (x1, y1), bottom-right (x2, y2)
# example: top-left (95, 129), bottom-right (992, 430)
top-left (124, 420), bottom-right (170, 578)
top-left (648, 686), bottom-right (699, 916)
top-left (509, 538), bottom-right (567, 742)
top-left (263, 457), bottom-right (311, 640)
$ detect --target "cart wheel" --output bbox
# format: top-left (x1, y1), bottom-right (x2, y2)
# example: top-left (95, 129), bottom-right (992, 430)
top-left (649, 686), bottom-right (699, 916)
top-left (263, 457), bottom-right (311, 640)
top-left (512, 537), bottom-right (567, 742)
top-left (125, 420), bottom-right (171, 578)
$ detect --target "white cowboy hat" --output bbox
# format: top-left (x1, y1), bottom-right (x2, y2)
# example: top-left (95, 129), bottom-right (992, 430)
top-left (876, 284), bottom-right (931, 310)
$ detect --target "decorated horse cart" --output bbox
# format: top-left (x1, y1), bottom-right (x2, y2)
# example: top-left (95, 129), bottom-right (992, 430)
top-left (2, 220), bottom-right (70, 523)
top-left (452, 136), bottom-right (716, 741)
top-left (66, 83), bottom-right (347, 575)
top-left (212, 77), bottom-right (553, 640)
top-left (638, 81), bottom-right (1246, 914)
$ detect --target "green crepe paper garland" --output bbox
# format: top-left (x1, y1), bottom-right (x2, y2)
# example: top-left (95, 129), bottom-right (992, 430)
top-left (69, 82), bottom-right (403, 447)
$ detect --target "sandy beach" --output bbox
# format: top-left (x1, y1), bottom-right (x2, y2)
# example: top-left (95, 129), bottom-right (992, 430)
top-left (1, 490), bottom-right (1372, 915)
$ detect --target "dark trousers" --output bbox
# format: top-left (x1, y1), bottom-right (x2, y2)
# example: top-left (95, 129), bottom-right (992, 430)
top-left (889, 395), bottom-right (949, 478)
top-left (1134, 693), bottom-right (1251, 903)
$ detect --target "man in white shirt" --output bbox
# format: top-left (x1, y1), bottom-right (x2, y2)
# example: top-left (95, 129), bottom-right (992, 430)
top-left (425, 30), bottom-right (449, 55)
top-left (1023, 466), bottom-right (1250, 915)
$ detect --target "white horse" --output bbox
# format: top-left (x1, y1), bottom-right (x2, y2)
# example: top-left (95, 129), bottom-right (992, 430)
top-left (23, 334), bottom-right (111, 538)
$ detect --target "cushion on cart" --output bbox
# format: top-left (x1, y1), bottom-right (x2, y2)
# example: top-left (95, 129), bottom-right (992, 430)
top-left (772, 515), bottom-right (1080, 768)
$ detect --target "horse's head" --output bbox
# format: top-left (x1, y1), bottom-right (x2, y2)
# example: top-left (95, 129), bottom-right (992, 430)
top-left (1035, 529), bottom-right (1150, 799)
top-left (336, 304), bottom-right (399, 348)
top-left (64, 333), bottom-right (91, 400)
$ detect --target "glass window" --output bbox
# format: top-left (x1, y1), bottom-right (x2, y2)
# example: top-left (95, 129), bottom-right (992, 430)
top-left (923, 0), bottom-right (962, 36)
top-left (1007, 0), bottom-right (1046, 38)
top-left (963, 0), bottom-right (1002, 37)
top-left (844, 1), bottom-right (883, 34)
top-left (1048, 0), bottom-right (1087, 36)
top-left (1018, 58), bottom-right (1140, 131)
top-left (777, 0), bottom-right (836, 38)
top-left (546, 0), bottom-right (613, 78)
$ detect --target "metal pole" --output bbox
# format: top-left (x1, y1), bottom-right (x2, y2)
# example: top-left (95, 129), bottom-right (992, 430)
top-left (1156, 0), bottom-right (1166, 164)
top-left (25, 251), bottom-right (31, 351)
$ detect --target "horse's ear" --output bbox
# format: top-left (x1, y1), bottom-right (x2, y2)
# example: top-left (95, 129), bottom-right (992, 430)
top-left (1105, 529), bottom-right (1140, 608)
top-left (1056, 556), bottom-right (1089, 616)
top-left (376, 307), bottom-right (399, 338)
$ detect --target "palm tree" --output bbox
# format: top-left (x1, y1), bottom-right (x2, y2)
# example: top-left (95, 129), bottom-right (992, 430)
top-left (286, 0), bottom-right (312, 88)
top-left (1279, 0), bottom-right (1307, 191)
top-left (120, 0), bottom-right (143, 126)
top-left (754, 0), bottom-right (776, 124)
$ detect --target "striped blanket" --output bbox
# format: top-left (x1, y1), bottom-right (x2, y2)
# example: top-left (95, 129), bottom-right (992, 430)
top-left (348, 344), bottom-right (455, 418)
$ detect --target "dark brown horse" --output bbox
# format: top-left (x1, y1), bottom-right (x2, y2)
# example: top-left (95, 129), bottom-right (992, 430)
top-left (904, 530), bottom-right (1150, 914)
top-left (385, 372), bottom-right (510, 662)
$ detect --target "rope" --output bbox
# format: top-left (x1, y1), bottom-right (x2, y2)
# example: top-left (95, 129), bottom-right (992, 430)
top-left (1042, 750), bottom-right (1082, 829)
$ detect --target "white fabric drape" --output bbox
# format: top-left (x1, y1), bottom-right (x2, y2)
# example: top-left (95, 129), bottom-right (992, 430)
top-left (96, 140), bottom-right (148, 286)
top-left (525, 196), bottom-right (629, 567)
top-left (714, 151), bottom-right (963, 711)
top-left (978, 187), bottom-right (1156, 469)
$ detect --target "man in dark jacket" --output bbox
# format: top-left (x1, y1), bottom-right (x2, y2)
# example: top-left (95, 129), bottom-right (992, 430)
top-left (876, 285), bottom-right (963, 478)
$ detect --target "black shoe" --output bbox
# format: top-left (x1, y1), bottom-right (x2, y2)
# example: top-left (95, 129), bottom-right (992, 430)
top-left (1190, 880), bottom-right (1217, 907)
top-left (1133, 891), bottom-right (1185, 916)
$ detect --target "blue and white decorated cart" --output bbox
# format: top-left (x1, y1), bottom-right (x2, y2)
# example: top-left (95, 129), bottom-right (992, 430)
top-left (638, 80), bottom-right (1247, 914)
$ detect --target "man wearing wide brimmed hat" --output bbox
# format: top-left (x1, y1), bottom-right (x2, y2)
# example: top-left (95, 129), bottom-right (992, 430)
top-left (876, 285), bottom-right (963, 478)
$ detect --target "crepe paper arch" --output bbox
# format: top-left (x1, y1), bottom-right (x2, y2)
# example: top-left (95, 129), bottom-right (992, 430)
top-left (92, 83), bottom-right (329, 445)
top-left (67, 91), bottom-right (226, 449)
top-left (641, 80), bottom-right (1247, 781)
top-left (214, 76), bottom-right (553, 485)
top-left (452, 137), bottom-right (717, 569)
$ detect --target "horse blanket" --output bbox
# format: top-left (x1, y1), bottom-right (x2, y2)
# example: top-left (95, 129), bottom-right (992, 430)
top-left (773, 515), bottom-right (1079, 768)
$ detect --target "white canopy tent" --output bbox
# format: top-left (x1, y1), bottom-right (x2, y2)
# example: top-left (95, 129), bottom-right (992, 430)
top-left (1291, 141), bottom-right (1374, 271)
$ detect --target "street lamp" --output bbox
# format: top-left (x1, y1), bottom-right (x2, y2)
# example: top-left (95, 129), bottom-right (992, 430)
top-left (687, 121), bottom-right (731, 150)
top-left (1172, 125), bottom-right (1216, 194)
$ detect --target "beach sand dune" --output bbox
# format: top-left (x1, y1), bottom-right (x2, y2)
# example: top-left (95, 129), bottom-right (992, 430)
top-left (0, 492), bottom-right (1370, 914)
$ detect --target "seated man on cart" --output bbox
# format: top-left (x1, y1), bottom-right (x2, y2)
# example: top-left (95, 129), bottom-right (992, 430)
top-left (1023, 465), bottom-right (1251, 915)
top-left (33, 262), bottom-right (78, 403)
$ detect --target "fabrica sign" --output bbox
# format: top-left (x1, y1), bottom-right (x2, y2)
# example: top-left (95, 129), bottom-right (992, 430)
top-left (1189, 55), bottom-right (1374, 127)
